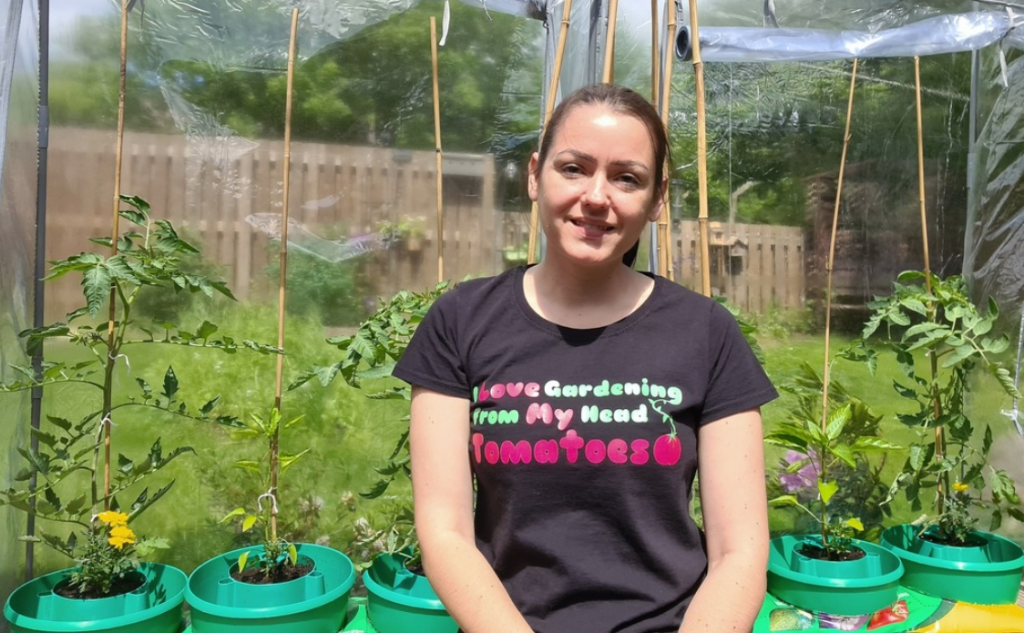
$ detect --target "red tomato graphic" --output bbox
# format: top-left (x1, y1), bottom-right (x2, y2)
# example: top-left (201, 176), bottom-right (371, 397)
top-left (653, 434), bottom-right (682, 466)
top-left (867, 600), bottom-right (908, 630)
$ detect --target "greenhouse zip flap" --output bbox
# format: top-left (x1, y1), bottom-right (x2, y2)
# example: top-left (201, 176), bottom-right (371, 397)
top-left (675, 11), bottom-right (1021, 62)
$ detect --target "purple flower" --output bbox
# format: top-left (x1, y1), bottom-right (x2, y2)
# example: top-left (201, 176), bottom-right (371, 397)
top-left (779, 450), bottom-right (819, 495)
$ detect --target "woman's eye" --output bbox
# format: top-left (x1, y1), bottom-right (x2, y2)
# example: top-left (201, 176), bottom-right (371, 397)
top-left (560, 164), bottom-right (584, 176)
top-left (618, 174), bottom-right (641, 187)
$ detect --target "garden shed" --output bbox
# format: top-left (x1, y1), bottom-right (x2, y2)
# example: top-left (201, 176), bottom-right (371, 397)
top-left (1, 0), bottom-right (1023, 631)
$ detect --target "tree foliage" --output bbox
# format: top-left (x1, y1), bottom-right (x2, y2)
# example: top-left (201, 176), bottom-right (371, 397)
top-left (54, 1), bottom-right (539, 154)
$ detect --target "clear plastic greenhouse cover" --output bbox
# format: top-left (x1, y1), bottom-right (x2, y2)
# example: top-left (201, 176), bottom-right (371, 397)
top-left (13, 0), bottom-right (1024, 576)
top-left (675, 12), bottom-right (1013, 62)
top-left (0, 0), bottom-right (39, 605)
top-left (965, 36), bottom-right (1024, 435)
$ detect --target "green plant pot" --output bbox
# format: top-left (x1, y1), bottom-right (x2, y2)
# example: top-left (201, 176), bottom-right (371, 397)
top-left (186, 543), bottom-right (356, 633)
top-left (767, 535), bottom-right (904, 616)
top-left (880, 524), bottom-right (1024, 604)
top-left (3, 562), bottom-right (186, 633)
top-left (363, 554), bottom-right (456, 633)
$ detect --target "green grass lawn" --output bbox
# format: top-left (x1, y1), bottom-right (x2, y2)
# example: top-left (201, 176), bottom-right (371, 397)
top-left (7, 303), bottom-right (1023, 580)
top-left (19, 302), bottom-right (411, 577)
top-left (759, 330), bottom-right (1022, 542)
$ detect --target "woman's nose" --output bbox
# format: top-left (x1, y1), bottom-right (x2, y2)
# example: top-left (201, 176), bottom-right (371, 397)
top-left (583, 176), bottom-right (610, 206)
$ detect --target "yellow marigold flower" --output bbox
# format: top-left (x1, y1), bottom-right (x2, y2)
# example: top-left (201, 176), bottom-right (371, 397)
top-left (953, 481), bottom-right (969, 493)
top-left (109, 525), bottom-right (135, 539)
top-left (97, 511), bottom-right (129, 527)
top-left (108, 535), bottom-right (134, 549)
top-left (107, 525), bottom-right (136, 550)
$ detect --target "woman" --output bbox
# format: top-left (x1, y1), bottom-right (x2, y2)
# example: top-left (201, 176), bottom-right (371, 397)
top-left (393, 84), bottom-right (776, 633)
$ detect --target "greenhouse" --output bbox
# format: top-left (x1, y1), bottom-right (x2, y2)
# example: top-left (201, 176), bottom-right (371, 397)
top-left (1, 0), bottom-right (1023, 631)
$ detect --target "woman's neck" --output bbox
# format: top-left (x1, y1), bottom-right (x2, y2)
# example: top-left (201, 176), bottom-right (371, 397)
top-left (524, 259), bottom-right (653, 329)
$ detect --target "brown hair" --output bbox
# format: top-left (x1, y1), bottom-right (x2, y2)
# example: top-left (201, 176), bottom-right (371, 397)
top-left (533, 85), bottom-right (670, 268)
top-left (535, 84), bottom-right (670, 199)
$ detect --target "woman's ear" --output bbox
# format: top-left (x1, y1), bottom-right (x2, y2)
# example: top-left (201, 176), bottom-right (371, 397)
top-left (648, 175), bottom-right (669, 222)
top-left (527, 152), bottom-right (540, 202)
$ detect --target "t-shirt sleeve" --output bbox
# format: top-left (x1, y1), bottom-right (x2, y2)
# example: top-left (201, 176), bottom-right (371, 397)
top-left (391, 289), bottom-right (471, 399)
top-left (700, 302), bottom-right (778, 425)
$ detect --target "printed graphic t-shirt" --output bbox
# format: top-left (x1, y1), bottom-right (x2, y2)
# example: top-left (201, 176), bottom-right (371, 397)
top-left (393, 266), bottom-right (778, 633)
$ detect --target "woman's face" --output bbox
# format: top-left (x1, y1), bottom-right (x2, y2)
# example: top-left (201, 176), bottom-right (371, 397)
top-left (528, 103), bottom-right (663, 269)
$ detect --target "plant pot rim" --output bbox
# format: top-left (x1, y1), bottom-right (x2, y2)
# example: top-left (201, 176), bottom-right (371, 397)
top-left (362, 558), bottom-right (445, 611)
top-left (4, 562), bottom-right (186, 632)
top-left (768, 534), bottom-right (905, 588)
top-left (881, 524), bottom-right (1024, 572)
top-left (185, 543), bottom-right (355, 620)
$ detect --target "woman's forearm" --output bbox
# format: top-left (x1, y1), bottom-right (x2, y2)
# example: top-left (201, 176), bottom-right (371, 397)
top-left (678, 553), bottom-right (766, 633)
top-left (422, 530), bottom-right (534, 633)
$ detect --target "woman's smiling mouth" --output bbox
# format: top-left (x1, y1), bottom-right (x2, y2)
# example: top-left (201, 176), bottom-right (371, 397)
top-left (570, 218), bottom-right (615, 234)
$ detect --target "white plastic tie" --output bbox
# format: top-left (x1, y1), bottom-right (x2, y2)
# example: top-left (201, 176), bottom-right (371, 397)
top-left (109, 353), bottom-right (130, 373)
top-left (440, 0), bottom-right (451, 46)
top-left (95, 414), bottom-right (114, 440)
top-left (257, 489), bottom-right (278, 514)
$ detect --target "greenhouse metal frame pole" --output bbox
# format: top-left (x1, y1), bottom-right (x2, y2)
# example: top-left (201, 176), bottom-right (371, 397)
top-left (967, 1), bottom-right (980, 257)
top-left (27, 0), bottom-right (50, 582)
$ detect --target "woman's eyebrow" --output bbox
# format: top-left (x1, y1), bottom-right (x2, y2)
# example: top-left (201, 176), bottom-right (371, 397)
top-left (554, 149), bottom-right (651, 174)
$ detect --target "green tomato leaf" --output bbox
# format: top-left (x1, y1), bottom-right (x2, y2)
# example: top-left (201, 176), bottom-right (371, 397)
top-left (196, 320), bottom-right (218, 341)
top-left (161, 366), bottom-right (178, 400)
top-left (221, 508), bottom-right (247, 523)
top-left (232, 460), bottom-right (262, 474)
top-left (941, 344), bottom-right (977, 369)
top-left (81, 262), bottom-right (112, 318)
top-left (768, 495), bottom-right (801, 508)
top-left (237, 551), bottom-right (249, 573)
top-left (825, 404), bottom-right (852, 441)
top-left (200, 396), bottom-right (220, 416)
top-left (818, 480), bottom-right (839, 505)
top-left (851, 437), bottom-right (902, 452)
top-left (242, 514), bottom-right (258, 532)
top-left (830, 443), bottom-right (856, 468)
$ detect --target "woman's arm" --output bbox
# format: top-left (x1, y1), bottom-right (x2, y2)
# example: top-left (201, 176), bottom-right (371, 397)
top-left (410, 386), bottom-right (534, 633)
top-left (679, 408), bottom-right (769, 633)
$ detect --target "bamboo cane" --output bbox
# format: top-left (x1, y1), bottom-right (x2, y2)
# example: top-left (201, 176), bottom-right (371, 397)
top-left (820, 58), bottom-right (860, 433)
top-left (102, 0), bottom-right (131, 510)
top-left (527, 0), bottom-right (573, 265)
top-left (602, 0), bottom-right (620, 84)
top-left (914, 56), bottom-right (945, 513)
top-left (270, 8), bottom-right (299, 543)
top-left (658, 2), bottom-right (677, 279)
top-left (688, 0), bottom-right (711, 296)
top-left (651, 0), bottom-right (660, 106)
top-left (431, 16), bottom-right (444, 282)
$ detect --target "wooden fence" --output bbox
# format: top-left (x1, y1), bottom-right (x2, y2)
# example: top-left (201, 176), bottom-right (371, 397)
top-left (45, 127), bottom-right (497, 320)
top-left (674, 220), bottom-right (805, 313)
top-left (499, 217), bottom-right (805, 313)
top-left (43, 127), bottom-right (803, 320)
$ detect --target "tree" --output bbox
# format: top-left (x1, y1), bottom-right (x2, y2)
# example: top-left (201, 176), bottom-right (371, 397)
top-left (51, 1), bottom-right (541, 154)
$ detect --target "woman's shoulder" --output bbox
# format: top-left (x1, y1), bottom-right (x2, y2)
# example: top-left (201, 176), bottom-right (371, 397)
top-left (430, 267), bottom-right (521, 313)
